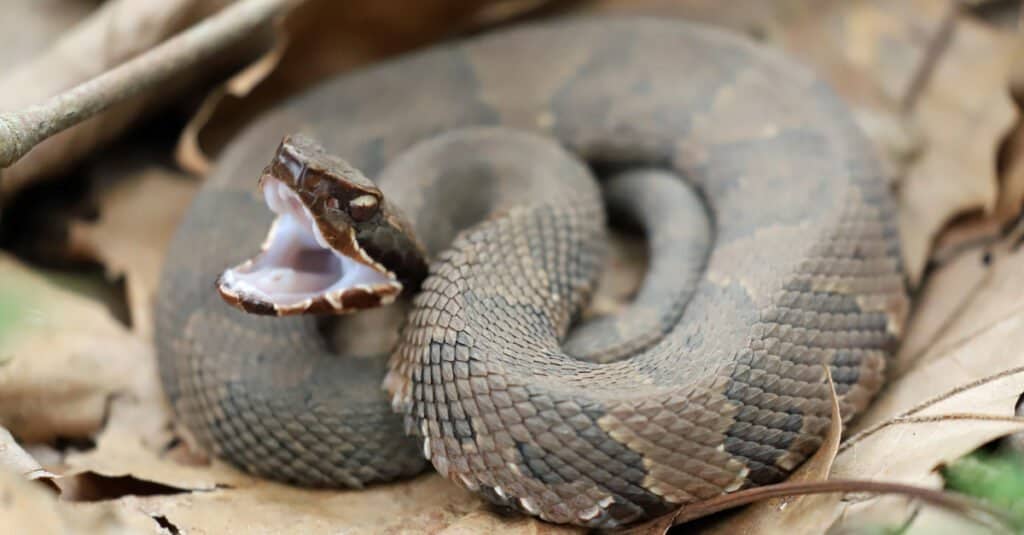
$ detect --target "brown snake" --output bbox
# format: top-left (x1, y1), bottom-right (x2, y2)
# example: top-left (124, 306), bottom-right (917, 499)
top-left (155, 17), bottom-right (908, 528)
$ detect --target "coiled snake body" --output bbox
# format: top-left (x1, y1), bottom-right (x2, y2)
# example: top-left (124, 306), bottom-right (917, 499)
top-left (156, 17), bottom-right (907, 528)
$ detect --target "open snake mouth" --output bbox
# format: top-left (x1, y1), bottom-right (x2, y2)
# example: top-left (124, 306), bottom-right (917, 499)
top-left (216, 176), bottom-right (401, 316)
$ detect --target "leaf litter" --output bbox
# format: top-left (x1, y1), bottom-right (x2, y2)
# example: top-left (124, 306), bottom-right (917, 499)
top-left (3, 0), bottom-right (1024, 533)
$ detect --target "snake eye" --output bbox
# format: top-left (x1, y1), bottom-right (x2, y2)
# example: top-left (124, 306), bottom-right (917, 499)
top-left (348, 194), bottom-right (379, 221)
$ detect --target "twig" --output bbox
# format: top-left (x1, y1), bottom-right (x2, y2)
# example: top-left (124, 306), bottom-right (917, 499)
top-left (616, 478), bottom-right (1018, 534)
top-left (678, 479), bottom-right (1016, 529)
top-left (901, 1), bottom-right (959, 112)
top-left (0, 0), bottom-right (300, 170)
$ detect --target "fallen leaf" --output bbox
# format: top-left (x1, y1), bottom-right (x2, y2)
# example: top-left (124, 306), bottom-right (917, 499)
top-left (0, 467), bottom-right (65, 534)
top-left (996, 114), bottom-right (1024, 224)
top-left (0, 253), bottom-right (156, 442)
top-left (996, 31), bottom-right (1024, 224)
top-left (63, 395), bottom-right (584, 534)
top-left (820, 371), bottom-right (1024, 531)
top-left (0, 426), bottom-right (59, 488)
top-left (830, 497), bottom-right (1002, 535)
top-left (867, 314), bottom-right (1024, 430)
top-left (891, 1), bottom-right (1018, 285)
top-left (817, 232), bottom-right (1024, 530)
top-left (115, 474), bottom-right (554, 535)
top-left (68, 168), bottom-right (198, 338)
top-left (0, 465), bottom-right (157, 535)
top-left (439, 511), bottom-right (582, 534)
top-left (65, 392), bottom-right (253, 494)
top-left (893, 229), bottom-right (1024, 378)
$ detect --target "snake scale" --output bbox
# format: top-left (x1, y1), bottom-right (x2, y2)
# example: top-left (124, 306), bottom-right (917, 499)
top-left (156, 17), bottom-right (908, 528)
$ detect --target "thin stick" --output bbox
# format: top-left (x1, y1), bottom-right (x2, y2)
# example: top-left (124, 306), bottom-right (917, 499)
top-left (671, 479), bottom-right (1014, 528)
top-left (0, 0), bottom-right (300, 169)
top-left (900, 1), bottom-right (959, 113)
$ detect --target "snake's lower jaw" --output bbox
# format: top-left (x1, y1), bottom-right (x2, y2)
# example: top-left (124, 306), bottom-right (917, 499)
top-left (216, 272), bottom-right (401, 316)
top-left (215, 176), bottom-right (402, 317)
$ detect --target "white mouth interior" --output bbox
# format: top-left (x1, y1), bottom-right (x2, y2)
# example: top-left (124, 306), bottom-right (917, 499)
top-left (220, 177), bottom-right (393, 306)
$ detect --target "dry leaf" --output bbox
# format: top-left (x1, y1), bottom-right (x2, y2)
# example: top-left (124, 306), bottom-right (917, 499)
top-left (65, 392), bottom-right (253, 494)
top-left (818, 233), bottom-right (1024, 529)
top-left (890, 1), bottom-right (1018, 284)
top-left (0, 426), bottom-right (59, 488)
top-left (996, 33), bottom-right (1024, 224)
top-left (830, 497), bottom-right (1001, 535)
top-left (111, 474), bottom-right (552, 535)
top-left (66, 403), bottom-right (583, 535)
top-left (0, 467), bottom-right (66, 534)
top-left (0, 0), bottom-right (270, 200)
top-left (0, 253), bottom-right (156, 442)
top-left (997, 115), bottom-right (1024, 223)
top-left (68, 168), bottom-right (198, 338)
top-left (894, 229), bottom-right (1024, 376)
top-left (820, 373), bottom-right (1024, 531)
top-left (867, 315), bottom-right (1024, 430)
top-left (0, 465), bottom-right (158, 535)
top-left (440, 511), bottom-right (582, 534)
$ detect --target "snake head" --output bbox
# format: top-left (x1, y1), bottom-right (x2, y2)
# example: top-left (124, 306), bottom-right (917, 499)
top-left (217, 134), bottom-right (428, 316)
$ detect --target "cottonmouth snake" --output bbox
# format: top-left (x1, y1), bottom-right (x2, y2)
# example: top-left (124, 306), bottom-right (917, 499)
top-left (155, 17), bottom-right (908, 528)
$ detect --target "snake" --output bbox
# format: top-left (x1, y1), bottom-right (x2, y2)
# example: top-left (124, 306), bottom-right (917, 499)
top-left (155, 16), bottom-right (908, 529)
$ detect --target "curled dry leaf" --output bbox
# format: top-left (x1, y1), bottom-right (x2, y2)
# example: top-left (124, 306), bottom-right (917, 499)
top-left (0, 467), bottom-right (65, 535)
top-left (775, 231), bottom-right (1024, 531)
top-left (996, 114), bottom-right (1024, 224)
top-left (885, 234), bottom-right (1024, 389)
top-left (889, 0), bottom-right (1018, 285)
top-left (829, 411), bottom-right (1024, 530)
top-left (839, 370), bottom-right (1024, 483)
top-left (0, 465), bottom-right (158, 535)
top-left (0, 0), bottom-right (271, 200)
top-left (68, 168), bottom-right (198, 338)
top-left (995, 33), bottom-right (1024, 224)
top-left (0, 425), bottom-right (58, 489)
top-left (0, 253), bottom-right (156, 442)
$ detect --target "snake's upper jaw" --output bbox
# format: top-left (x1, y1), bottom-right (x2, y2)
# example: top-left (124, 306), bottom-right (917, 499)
top-left (216, 176), bottom-right (402, 316)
